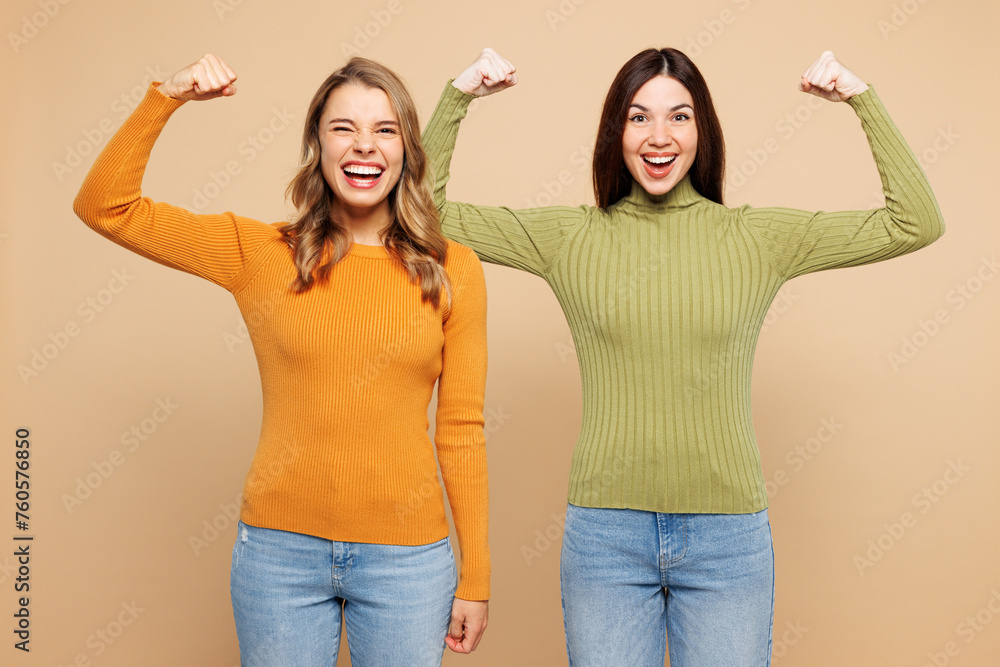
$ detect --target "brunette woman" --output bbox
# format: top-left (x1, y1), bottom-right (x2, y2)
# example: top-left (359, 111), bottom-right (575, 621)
top-left (422, 47), bottom-right (943, 665)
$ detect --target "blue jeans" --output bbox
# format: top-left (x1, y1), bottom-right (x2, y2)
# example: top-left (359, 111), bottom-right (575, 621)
top-left (560, 504), bottom-right (774, 666)
top-left (230, 520), bottom-right (456, 666)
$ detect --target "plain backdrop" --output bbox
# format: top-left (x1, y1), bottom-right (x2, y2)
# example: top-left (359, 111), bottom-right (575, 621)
top-left (2, 0), bottom-right (998, 665)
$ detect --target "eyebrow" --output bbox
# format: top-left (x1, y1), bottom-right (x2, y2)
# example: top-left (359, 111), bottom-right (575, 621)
top-left (629, 103), bottom-right (694, 113)
top-left (327, 118), bottom-right (400, 127)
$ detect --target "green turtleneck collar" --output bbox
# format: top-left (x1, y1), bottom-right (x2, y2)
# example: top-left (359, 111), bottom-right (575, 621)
top-left (613, 175), bottom-right (707, 213)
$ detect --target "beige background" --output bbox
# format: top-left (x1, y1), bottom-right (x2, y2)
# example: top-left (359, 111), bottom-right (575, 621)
top-left (3, 0), bottom-right (998, 665)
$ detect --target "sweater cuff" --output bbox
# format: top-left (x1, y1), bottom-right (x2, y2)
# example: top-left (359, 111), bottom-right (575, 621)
top-left (456, 560), bottom-right (490, 601)
top-left (845, 84), bottom-right (880, 114)
top-left (442, 78), bottom-right (476, 117)
top-left (129, 82), bottom-right (187, 125)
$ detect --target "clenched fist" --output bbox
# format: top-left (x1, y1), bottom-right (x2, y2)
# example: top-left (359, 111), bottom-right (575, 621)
top-left (452, 48), bottom-right (517, 98)
top-left (158, 53), bottom-right (238, 102)
top-left (798, 51), bottom-right (868, 102)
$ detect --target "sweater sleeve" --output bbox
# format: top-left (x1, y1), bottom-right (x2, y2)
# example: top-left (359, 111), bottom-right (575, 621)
top-left (422, 82), bottom-right (586, 278)
top-left (72, 83), bottom-right (274, 291)
top-left (741, 86), bottom-right (945, 281)
top-left (435, 243), bottom-right (490, 600)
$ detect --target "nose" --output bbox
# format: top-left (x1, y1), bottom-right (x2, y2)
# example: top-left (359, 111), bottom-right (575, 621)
top-left (353, 128), bottom-right (376, 153)
top-left (648, 120), bottom-right (672, 147)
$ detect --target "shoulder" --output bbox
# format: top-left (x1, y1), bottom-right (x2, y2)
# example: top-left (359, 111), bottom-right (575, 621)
top-left (443, 240), bottom-right (486, 288)
top-left (444, 240), bottom-right (483, 270)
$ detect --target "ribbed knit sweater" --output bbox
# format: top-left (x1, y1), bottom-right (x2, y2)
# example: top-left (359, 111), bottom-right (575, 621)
top-left (423, 82), bottom-right (943, 514)
top-left (74, 84), bottom-right (490, 600)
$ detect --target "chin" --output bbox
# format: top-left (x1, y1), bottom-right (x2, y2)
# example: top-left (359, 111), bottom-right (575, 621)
top-left (639, 178), bottom-right (676, 196)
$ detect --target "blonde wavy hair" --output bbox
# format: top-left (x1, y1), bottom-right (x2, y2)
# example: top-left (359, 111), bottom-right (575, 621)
top-left (279, 58), bottom-right (450, 307)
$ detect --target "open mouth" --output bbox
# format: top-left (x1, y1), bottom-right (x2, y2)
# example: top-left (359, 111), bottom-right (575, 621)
top-left (342, 163), bottom-right (385, 189)
top-left (642, 154), bottom-right (677, 178)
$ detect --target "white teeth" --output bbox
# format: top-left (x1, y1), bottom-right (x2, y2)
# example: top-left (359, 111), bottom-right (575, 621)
top-left (344, 165), bottom-right (383, 176)
top-left (645, 155), bottom-right (676, 165)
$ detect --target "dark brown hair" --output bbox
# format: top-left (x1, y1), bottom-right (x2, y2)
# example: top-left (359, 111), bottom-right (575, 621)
top-left (593, 48), bottom-right (725, 208)
top-left (279, 58), bottom-right (450, 306)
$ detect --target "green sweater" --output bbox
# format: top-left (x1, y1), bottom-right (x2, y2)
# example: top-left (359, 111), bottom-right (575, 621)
top-left (422, 82), bottom-right (944, 514)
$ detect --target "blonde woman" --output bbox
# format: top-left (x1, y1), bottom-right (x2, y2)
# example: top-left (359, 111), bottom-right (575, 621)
top-left (74, 54), bottom-right (489, 665)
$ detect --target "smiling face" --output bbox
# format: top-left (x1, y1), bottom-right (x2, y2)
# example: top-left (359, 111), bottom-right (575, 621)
top-left (318, 83), bottom-right (404, 221)
top-left (622, 75), bottom-right (698, 196)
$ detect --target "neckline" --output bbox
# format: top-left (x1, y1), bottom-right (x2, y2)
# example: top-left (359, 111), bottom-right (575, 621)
top-left (615, 175), bottom-right (706, 213)
top-left (349, 241), bottom-right (391, 259)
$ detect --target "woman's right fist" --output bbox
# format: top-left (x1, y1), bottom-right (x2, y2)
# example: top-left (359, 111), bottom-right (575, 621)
top-left (158, 53), bottom-right (237, 101)
top-left (452, 48), bottom-right (516, 97)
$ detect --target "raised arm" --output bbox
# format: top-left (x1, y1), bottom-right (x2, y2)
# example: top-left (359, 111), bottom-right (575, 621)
top-left (743, 51), bottom-right (945, 280)
top-left (422, 48), bottom-right (586, 279)
top-left (72, 54), bottom-right (274, 291)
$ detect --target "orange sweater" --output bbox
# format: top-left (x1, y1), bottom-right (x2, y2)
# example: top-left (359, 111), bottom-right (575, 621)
top-left (73, 84), bottom-right (490, 600)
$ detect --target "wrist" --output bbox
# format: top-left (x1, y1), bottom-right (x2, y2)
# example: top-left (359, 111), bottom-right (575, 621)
top-left (155, 80), bottom-right (186, 101)
top-left (844, 82), bottom-right (870, 100)
top-left (450, 77), bottom-right (476, 97)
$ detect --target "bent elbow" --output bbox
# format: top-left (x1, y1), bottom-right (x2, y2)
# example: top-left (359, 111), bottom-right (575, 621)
top-left (72, 184), bottom-right (126, 236)
top-left (915, 209), bottom-right (946, 249)
top-left (71, 189), bottom-right (92, 225)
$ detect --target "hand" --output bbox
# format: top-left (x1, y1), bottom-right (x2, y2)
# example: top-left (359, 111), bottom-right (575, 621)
top-left (157, 53), bottom-right (237, 102)
top-left (452, 48), bottom-right (517, 97)
top-left (445, 597), bottom-right (488, 653)
top-left (798, 51), bottom-right (868, 102)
